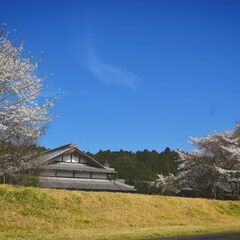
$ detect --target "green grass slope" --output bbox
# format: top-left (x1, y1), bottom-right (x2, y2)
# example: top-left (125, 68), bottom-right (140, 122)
top-left (0, 185), bottom-right (240, 240)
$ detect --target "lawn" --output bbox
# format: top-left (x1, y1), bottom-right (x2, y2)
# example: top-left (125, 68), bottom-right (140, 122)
top-left (0, 184), bottom-right (240, 240)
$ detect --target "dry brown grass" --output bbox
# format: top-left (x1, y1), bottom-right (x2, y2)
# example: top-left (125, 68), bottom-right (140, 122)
top-left (0, 184), bottom-right (240, 240)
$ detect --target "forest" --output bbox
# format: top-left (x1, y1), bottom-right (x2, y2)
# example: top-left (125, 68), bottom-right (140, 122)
top-left (90, 147), bottom-right (179, 182)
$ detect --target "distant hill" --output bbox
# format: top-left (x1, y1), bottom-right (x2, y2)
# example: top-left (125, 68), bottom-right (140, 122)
top-left (89, 147), bottom-right (179, 182)
top-left (0, 184), bottom-right (240, 240)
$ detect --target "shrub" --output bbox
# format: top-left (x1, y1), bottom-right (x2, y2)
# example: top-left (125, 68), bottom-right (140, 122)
top-left (18, 174), bottom-right (39, 187)
top-left (129, 180), bottom-right (163, 195)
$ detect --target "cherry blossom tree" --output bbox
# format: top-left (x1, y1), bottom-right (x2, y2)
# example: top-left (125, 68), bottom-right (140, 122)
top-left (160, 123), bottom-right (240, 199)
top-left (0, 27), bottom-right (53, 181)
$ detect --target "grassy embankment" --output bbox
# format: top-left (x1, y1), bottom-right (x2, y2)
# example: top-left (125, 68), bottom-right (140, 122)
top-left (0, 184), bottom-right (240, 240)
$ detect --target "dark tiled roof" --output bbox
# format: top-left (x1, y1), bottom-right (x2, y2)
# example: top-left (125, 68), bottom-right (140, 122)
top-left (27, 144), bottom-right (73, 167)
top-left (39, 177), bottom-right (136, 192)
top-left (27, 143), bottom-right (105, 169)
top-left (38, 163), bottom-right (115, 173)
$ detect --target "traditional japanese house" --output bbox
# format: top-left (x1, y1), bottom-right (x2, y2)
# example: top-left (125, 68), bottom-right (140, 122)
top-left (27, 143), bottom-right (135, 192)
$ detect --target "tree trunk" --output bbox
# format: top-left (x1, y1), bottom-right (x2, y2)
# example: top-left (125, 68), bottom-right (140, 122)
top-left (3, 173), bottom-right (5, 184)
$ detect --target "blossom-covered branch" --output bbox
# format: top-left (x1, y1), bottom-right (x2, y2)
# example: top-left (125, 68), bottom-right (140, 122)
top-left (0, 27), bottom-right (54, 178)
top-left (159, 123), bottom-right (240, 199)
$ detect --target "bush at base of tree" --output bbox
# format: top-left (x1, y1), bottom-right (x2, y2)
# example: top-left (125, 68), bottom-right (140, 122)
top-left (17, 174), bottom-right (39, 187)
top-left (128, 180), bottom-right (163, 195)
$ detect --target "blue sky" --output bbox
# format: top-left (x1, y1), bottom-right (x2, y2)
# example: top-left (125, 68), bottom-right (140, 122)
top-left (1, 0), bottom-right (240, 152)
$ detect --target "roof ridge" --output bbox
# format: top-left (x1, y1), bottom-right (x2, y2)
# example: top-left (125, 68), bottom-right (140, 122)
top-left (41, 143), bottom-right (76, 155)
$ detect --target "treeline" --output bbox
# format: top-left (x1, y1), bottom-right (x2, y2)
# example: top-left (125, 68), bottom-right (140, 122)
top-left (88, 147), bottom-right (179, 182)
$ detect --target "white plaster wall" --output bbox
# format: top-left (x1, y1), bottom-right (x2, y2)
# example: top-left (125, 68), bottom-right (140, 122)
top-left (79, 157), bottom-right (87, 163)
top-left (72, 154), bottom-right (79, 163)
top-left (63, 154), bottom-right (71, 163)
top-left (75, 172), bottom-right (90, 178)
top-left (92, 172), bottom-right (107, 179)
top-left (41, 170), bottom-right (56, 177)
top-left (56, 170), bottom-right (73, 178)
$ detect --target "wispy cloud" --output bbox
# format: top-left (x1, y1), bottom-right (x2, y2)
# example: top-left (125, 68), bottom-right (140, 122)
top-left (86, 40), bottom-right (140, 90)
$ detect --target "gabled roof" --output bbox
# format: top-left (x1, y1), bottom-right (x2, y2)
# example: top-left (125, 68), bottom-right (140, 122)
top-left (39, 177), bottom-right (136, 192)
top-left (71, 146), bottom-right (106, 169)
top-left (38, 163), bottom-right (116, 173)
top-left (27, 143), bottom-right (73, 167)
top-left (27, 143), bottom-right (111, 171)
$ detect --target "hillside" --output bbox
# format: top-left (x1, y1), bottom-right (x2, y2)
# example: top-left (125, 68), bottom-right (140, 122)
top-left (0, 185), bottom-right (240, 240)
top-left (91, 147), bottom-right (179, 181)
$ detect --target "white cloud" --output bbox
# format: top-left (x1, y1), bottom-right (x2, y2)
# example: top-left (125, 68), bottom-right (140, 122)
top-left (86, 42), bottom-right (140, 89)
